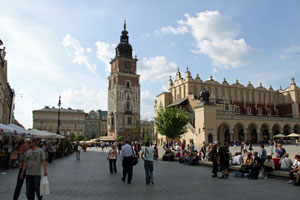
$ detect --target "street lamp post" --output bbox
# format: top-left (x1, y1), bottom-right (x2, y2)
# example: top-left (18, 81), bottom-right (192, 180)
top-left (57, 95), bottom-right (61, 135)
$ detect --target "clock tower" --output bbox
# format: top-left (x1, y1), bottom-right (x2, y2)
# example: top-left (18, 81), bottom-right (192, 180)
top-left (107, 21), bottom-right (140, 141)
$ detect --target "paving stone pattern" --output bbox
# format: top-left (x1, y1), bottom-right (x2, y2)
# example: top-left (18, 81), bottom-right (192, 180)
top-left (0, 147), bottom-right (299, 200)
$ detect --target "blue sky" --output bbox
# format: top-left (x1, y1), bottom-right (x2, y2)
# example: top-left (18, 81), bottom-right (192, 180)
top-left (1, 0), bottom-right (300, 128)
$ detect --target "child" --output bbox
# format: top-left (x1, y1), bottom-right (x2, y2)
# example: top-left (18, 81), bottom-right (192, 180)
top-left (262, 155), bottom-right (274, 179)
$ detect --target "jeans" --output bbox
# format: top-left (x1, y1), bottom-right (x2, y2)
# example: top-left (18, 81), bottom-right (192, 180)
top-left (26, 175), bottom-right (42, 200)
top-left (109, 159), bottom-right (117, 173)
top-left (280, 167), bottom-right (291, 171)
top-left (144, 160), bottom-right (153, 184)
top-left (13, 168), bottom-right (25, 200)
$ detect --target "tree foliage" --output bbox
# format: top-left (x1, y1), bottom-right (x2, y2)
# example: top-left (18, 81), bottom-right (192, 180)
top-left (155, 107), bottom-right (189, 140)
top-left (74, 134), bottom-right (85, 141)
top-left (117, 136), bottom-right (124, 141)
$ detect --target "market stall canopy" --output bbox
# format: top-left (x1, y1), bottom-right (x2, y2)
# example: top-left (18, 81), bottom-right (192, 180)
top-left (288, 133), bottom-right (300, 137)
top-left (273, 134), bottom-right (286, 138)
top-left (0, 123), bottom-right (16, 134)
top-left (7, 123), bottom-right (31, 135)
top-left (98, 136), bottom-right (116, 141)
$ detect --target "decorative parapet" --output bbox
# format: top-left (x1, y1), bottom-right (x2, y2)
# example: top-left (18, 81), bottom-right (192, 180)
top-left (217, 114), bottom-right (300, 122)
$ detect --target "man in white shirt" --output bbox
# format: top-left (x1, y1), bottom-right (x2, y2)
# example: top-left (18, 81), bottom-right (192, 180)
top-left (120, 140), bottom-right (134, 184)
top-left (289, 155), bottom-right (300, 184)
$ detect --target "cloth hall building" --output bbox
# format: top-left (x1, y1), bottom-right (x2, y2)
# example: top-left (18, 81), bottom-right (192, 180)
top-left (155, 68), bottom-right (300, 146)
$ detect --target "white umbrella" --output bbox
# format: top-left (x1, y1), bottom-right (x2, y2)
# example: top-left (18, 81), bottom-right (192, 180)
top-left (273, 134), bottom-right (286, 138)
top-left (288, 133), bottom-right (300, 137)
top-left (0, 123), bottom-right (16, 134)
top-left (28, 129), bottom-right (50, 138)
top-left (7, 123), bottom-right (31, 135)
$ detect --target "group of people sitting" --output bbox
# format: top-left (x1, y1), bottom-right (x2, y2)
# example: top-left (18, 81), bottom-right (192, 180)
top-left (230, 143), bottom-right (300, 186)
top-left (178, 150), bottom-right (199, 165)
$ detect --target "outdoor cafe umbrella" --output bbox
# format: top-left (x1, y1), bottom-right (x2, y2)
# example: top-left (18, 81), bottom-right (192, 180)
top-left (0, 123), bottom-right (16, 134)
top-left (273, 134), bottom-right (286, 138)
top-left (7, 123), bottom-right (31, 135)
top-left (288, 133), bottom-right (300, 137)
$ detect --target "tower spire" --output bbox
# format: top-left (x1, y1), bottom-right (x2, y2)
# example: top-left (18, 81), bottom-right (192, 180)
top-left (124, 19), bottom-right (127, 30)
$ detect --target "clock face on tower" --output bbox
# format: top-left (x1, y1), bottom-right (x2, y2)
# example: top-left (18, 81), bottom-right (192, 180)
top-left (125, 61), bottom-right (131, 73)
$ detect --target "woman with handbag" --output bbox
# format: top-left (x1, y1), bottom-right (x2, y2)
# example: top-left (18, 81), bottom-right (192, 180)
top-left (107, 145), bottom-right (118, 174)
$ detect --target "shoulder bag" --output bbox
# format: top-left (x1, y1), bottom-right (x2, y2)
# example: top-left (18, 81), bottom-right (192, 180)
top-left (131, 146), bottom-right (138, 166)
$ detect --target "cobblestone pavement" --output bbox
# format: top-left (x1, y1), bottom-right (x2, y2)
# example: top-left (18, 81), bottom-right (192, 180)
top-left (0, 148), bottom-right (299, 200)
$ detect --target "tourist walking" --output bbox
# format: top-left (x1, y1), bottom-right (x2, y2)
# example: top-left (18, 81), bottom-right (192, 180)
top-left (13, 139), bottom-right (30, 200)
top-left (20, 138), bottom-right (48, 200)
top-left (258, 144), bottom-right (267, 163)
top-left (270, 141), bottom-right (274, 155)
top-left (47, 143), bottom-right (54, 163)
top-left (107, 145), bottom-right (118, 173)
top-left (120, 140), bottom-right (134, 184)
top-left (75, 142), bottom-right (81, 160)
top-left (218, 142), bottom-right (230, 179)
top-left (154, 144), bottom-right (158, 160)
top-left (141, 141), bottom-right (155, 185)
top-left (201, 143), bottom-right (207, 160)
top-left (211, 143), bottom-right (219, 177)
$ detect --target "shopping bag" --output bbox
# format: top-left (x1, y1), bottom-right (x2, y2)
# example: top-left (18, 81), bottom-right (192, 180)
top-left (40, 176), bottom-right (50, 196)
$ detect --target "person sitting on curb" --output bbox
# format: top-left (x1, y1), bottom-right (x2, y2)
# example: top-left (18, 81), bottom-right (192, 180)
top-left (288, 155), bottom-right (300, 184)
top-left (162, 147), bottom-right (174, 161)
top-left (280, 153), bottom-right (293, 171)
top-left (262, 155), bottom-right (274, 180)
top-left (272, 153), bottom-right (281, 170)
top-left (248, 152), bottom-right (263, 179)
top-left (240, 152), bottom-right (253, 175)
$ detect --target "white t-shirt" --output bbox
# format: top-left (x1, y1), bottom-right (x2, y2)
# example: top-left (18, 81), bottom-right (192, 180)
top-left (232, 155), bottom-right (241, 165)
top-left (293, 160), bottom-right (300, 168)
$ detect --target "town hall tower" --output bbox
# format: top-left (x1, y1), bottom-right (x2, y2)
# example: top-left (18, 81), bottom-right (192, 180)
top-left (107, 21), bottom-right (140, 141)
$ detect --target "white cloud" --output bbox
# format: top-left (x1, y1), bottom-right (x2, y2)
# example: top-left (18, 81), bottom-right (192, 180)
top-left (86, 48), bottom-right (92, 53)
top-left (62, 34), bottom-right (98, 77)
top-left (60, 86), bottom-right (107, 112)
top-left (95, 41), bottom-right (115, 73)
top-left (158, 11), bottom-right (256, 69)
top-left (280, 55), bottom-right (289, 60)
top-left (155, 25), bottom-right (188, 35)
top-left (139, 56), bottom-right (177, 82)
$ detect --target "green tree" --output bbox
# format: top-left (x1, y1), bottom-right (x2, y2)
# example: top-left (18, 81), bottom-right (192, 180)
top-left (155, 107), bottom-right (189, 145)
top-left (117, 136), bottom-right (124, 141)
top-left (74, 134), bottom-right (85, 141)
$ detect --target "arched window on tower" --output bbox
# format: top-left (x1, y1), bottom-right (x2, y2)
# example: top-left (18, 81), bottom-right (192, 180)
top-left (126, 80), bottom-right (131, 88)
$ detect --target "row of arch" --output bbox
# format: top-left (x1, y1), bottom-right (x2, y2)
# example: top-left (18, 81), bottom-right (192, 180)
top-left (213, 122), bottom-right (300, 144)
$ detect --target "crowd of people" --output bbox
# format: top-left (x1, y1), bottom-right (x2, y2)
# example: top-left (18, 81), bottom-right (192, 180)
top-left (160, 140), bottom-right (300, 186)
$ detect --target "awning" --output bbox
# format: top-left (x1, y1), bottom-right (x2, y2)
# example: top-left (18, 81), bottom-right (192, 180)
top-left (273, 134), bottom-right (286, 138)
top-left (166, 97), bottom-right (188, 108)
top-left (7, 123), bottom-right (31, 135)
top-left (98, 136), bottom-right (116, 141)
top-left (288, 133), bottom-right (300, 137)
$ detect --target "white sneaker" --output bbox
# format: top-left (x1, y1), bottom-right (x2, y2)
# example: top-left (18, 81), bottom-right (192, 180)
top-left (264, 176), bottom-right (268, 180)
top-left (288, 180), bottom-right (293, 184)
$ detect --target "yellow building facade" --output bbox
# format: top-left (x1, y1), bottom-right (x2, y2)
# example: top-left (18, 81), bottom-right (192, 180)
top-left (32, 106), bottom-right (85, 136)
top-left (155, 69), bottom-right (300, 146)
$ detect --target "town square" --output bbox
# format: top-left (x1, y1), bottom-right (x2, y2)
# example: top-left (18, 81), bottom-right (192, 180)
top-left (0, 0), bottom-right (300, 199)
